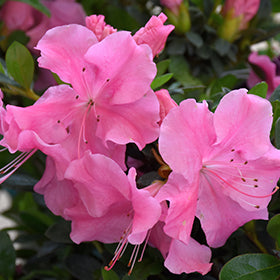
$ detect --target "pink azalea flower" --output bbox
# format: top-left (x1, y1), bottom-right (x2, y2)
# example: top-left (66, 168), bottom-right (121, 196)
top-left (0, 84), bottom-right (126, 189)
top-left (158, 89), bottom-right (280, 248)
top-left (36, 25), bottom-right (160, 148)
top-left (0, 0), bottom-right (86, 50)
top-left (85, 15), bottom-right (117, 41)
top-left (248, 52), bottom-right (280, 98)
top-left (133, 13), bottom-right (174, 57)
top-left (62, 151), bottom-right (161, 273)
top-left (155, 89), bottom-right (177, 125)
top-left (222, 0), bottom-right (260, 30)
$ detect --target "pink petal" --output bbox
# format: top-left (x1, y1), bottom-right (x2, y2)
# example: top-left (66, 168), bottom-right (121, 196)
top-left (36, 24), bottom-right (98, 95)
top-left (248, 52), bottom-right (279, 97)
top-left (133, 13), bottom-right (174, 57)
top-left (159, 99), bottom-right (216, 182)
top-left (214, 89), bottom-right (273, 159)
top-left (197, 171), bottom-right (268, 247)
top-left (86, 15), bottom-right (117, 41)
top-left (96, 90), bottom-right (159, 149)
top-left (84, 31), bottom-right (156, 104)
top-left (156, 172), bottom-right (197, 244)
top-left (34, 157), bottom-right (79, 218)
top-left (165, 238), bottom-right (212, 275)
top-left (155, 89), bottom-right (177, 125)
top-left (128, 169), bottom-right (162, 244)
top-left (65, 152), bottom-right (131, 217)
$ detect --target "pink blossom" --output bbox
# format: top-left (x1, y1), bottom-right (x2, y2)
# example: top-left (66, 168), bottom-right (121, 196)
top-left (248, 52), bottom-right (280, 98)
top-left (64, 152), bottom-right (161, 243)
top-left (158, 89), bottom-right (280, 248)
top-left (36, 25), bottom-right (160, 149)
top-left (0, 0), bottom-right (86, 50)
top-left (222, 0), bottom-right (260, 30)
top-left (160, 0), bottom-right (182, 14)
top-left (85, 15), bottom-right (117, 41)
top-left (133, 13), bottom-right (174, 57)
top-left (155, 89), bottom-right (177, 125)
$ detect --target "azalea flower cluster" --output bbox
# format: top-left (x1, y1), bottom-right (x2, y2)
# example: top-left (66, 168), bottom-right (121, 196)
top-left (0, 12), bottom-right (280, 276)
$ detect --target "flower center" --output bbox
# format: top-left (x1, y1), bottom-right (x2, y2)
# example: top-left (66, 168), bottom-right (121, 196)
top-left (200, 148), bottom-right (278, 208)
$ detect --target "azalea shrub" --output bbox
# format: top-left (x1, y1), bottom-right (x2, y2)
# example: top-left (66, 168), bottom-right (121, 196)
top-left (0, 0), bottom-right (280, 279)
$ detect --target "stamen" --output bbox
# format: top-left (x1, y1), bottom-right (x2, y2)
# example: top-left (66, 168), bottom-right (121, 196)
top-left (77, 101), bottom-right (93, 158)
top-left (0, 149), bottom-right (37, 184)
top-left (205, 168), bottom-right (279, 198)
top-left (138, 230), bottom-right (151, 262)
top-left (128, 245), bottom-right (140, 276)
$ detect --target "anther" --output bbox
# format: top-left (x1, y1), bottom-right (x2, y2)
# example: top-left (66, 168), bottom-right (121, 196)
top-left (106, 78), bottom-right (110, 82)
top-left (244, 161), bottom-right (248, 165)
top-left (57, 120), bottom-right (61, 123)
top-left (254, 205), bottom-right (260, 209)
top-left (241, 178), bottom-right (246, 182)
top-left (75, 95), bottom-right (79, 99)
top-left (230, 159), bottom-right (234, 162)
top-left (231, 149), bottom-right (235, 152)
top-left (254, 179), bottom-right (258, 182)
top-left (82, 67), bottom-right (86, 72)
top-left (254, 185), bottom-right (258, 188)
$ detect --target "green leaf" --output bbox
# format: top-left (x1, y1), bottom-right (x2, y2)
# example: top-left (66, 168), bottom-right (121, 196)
top-left (270, 85), bottom-right (280, 101)
top-left (156, 59), bottom-right (170, 76)
top-left (214, 38), bottom-right (231, 56)
top-left (267, 214), bottom-right (280, 246)
top-left (0, 231), bottom-right (16, 280)
top-left (169, 55), bottom-right (202, 87)
top-left (16, 0), bottom-right (50, 16)
top-left (272, 0), bottom-right (280, 12)
top-left (248, 82), bottom-right (268, 99)
top-left (275, 117), bottom-right (280, 149)
top-left (5, 41), bottom-right (34, 89)
top-left (151, 73), bottom-right (173, 90)
top-left (219, 254), bottom-right (280, 280)
top-left (45, 219), bottom-right (72, 244)
top-left (186, 31), bottom-right (203, 48)
top-left (66, 254), bottom-right (100, 280)
top-left (101, 268), bottom-right (120, 280)
top-left (105, 6), bottom-right (140, 31)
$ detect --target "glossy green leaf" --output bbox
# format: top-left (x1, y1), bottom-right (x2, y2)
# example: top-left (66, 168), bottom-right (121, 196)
top-left (169, 55), bottom-right (202, 86)
top-left (275, 117), bottom-right (280, 149)
top-left (0, 231), bottom-right (16, 279)
top-left (267, 214), bottom-right (280, 246)
top-left (248, 82), bottom-right (268, 99)
top-left (66, 254), bottom-right (100, 280)
top-left (151, 73), bottom-right (173, 90)
top-left (5, 41), bottom-right (34, 89)
top-left (16, 0), bottom-right (50, 16)
top-left (101, 268), bottom-right (120, 280)
top-left (156, 59), bottom-right (170, 76)
top-left (219, 254), bottom-right (280, 280)
top-left (270, 85), bottom-right (280, 101)
top-left (186, 31), bottom-right (203, 48)
top-left (45, 219), bottom-right (72, 244)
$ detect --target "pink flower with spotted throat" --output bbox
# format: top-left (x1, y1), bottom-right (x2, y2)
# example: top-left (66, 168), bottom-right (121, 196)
top-left (158, 89), bottom-right (280, 248)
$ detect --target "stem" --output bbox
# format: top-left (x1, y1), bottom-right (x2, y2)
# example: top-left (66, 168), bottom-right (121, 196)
top-left (243, 221), bottom-right (268, 254)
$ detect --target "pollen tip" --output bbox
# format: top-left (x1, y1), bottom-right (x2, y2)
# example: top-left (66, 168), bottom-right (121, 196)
top-left (255, 205), bottom-right (260, 209)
